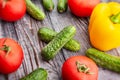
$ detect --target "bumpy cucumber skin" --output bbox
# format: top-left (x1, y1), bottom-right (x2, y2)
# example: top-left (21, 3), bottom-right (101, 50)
top-left (41, 26), bottom-right (76, 61)
top-left (64, 39), bottom-right (80, 51)
top-left (20, 68), bottom-right (47, 80)
top-left (57, 0), bottom-right (68, 13)
top-left (43, 0), bottom-right (54, 11)
top-left (38, 27), bottom-right (80, 51)
top-left (26, 0), bottom-right (45, 20)
top-left (86, 48), bottom-right (120, 73)
top-left (38, 27), bottom-right (57, 42)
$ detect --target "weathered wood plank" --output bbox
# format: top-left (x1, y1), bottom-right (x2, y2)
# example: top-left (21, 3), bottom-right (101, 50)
top-left (0, 0), bottom-right (120, 80)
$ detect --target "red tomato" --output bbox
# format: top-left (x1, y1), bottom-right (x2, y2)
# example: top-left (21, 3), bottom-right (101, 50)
top-left (0, 0), bottom-right (26, 22)
top-left (0, 38), bottom-right (24, 74)
top-left (62, 56), bottom-right (98, 80)
top-left (68, 0), bottom-right (100, 17)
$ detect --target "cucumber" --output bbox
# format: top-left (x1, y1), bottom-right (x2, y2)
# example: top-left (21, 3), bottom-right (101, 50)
top-left (57, 0), bottom-right (68, 13)
top-left (26, 0), bottom-right (45, 20)
top-left (38, 27), bottom-right (80, 51)
top-left (38, 27), bottom-right (57, 42)
top-left (41, 26), bottom-right (76, 61)
top-left (43, 0), bottom-right (54, 11)
top-left (86, 48), bottom-right (120, 73)
top-left (20, 68), bottom-right (47, 80)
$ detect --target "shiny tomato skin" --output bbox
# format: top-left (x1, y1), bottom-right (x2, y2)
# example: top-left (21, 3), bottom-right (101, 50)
top-left (0, 38), bottom-right (24, 74)
top-left (0, 0), bottom-right (26, 22)
top-left (62, 56), bottom-right (98, 80)
top-left (68, 0), bottom-right (100, 17)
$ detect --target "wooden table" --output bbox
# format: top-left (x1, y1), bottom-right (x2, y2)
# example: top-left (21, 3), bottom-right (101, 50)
top-left (0, 0), bottom-right (120, 80)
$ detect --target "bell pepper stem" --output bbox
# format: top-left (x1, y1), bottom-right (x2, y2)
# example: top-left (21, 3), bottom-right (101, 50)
top-left (110, 12), bottom-right (120, 24)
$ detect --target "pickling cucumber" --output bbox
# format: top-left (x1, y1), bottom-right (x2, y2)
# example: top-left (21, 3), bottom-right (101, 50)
top-left (57, 0), bottom-right (68, 13)
top-left (43, 0), bottom-right (54, 11)
top-left (38, 27), bottom-right (57, 42)
top-left (41, 26), bottom-right (76, 61)
top-left (38, 27), bottom-right (80, 51)
top-left (26, 0), bottom-right (45, 20)
top-left (86, 48), bottom-right (120, 73)
top-left (20, 68), bottom-right (47, 80)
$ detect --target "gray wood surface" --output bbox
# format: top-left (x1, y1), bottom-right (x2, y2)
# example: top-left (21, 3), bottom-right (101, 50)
top-left (0, 0), bottom-right (120, 80)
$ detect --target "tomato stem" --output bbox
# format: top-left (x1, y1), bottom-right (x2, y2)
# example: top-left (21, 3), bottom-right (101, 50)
top-left (0, 45), bottom-right (11, 55)
top-left (76, 61), bottom-right (94, 74)
top-left (110, 12), bottom-right (120, 24)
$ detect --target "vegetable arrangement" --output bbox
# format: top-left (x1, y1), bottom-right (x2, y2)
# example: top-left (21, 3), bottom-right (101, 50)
top-left (38, 1), bottom-right (120, 80)
top-left (1, 0), bottom-right (120, 80)
top-left (0, 0), bottom-right (100, 21)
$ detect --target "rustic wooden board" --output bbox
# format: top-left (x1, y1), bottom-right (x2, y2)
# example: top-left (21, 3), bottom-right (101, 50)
top-left (0, 0), bottom-right (120, 80)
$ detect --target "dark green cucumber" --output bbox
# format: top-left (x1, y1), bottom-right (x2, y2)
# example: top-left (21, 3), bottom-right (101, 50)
top-left (20, 68), bottom-right (47, 80)
top-left (26, 0), bottom-right (45, 20)
top-left (57, 0), bottom-right (68, 13)
top-left (86, 48), bottom-right (120, 73)
top-left (43, 0), bottom-right (54, 11)
top-left (41, 26), bottom-right (76, 61)
top-left (38, 27), bottom-right (80, 51)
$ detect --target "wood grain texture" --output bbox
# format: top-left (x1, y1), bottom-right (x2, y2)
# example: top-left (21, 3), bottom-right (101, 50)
top-left (0, 0), bottom-right (120, 80)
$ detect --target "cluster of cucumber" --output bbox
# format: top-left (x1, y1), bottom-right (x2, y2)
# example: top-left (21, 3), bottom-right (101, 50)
top-left (25, 0), bottom-right (68, 21)
top-left (38, 27), bottom-right (80, 51)
top-left (38, 26), bottom-right (80, 61)
top-left (38, 26), bottom-right (120, 73)
top-left (19, 26), bottom-right (80, 79)
top-left (25, 0), bottom-right (120, 77)
top-left (43, 0), bottom-right (68, 13)
top-left (20, 17), bottom-right (120, 80)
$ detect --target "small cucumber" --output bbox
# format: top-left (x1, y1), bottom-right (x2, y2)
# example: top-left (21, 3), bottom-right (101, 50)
top-left (41, 26), bottom-right (76, 61)
top-left (86, 48), bottom-right (120, 73)
top-left (57, 0), bottom-right (68, 13)
top-left (38, 27), bottom-right (80, 51)
top-left (20, 68), bottom-right (47, 80)
top-left (26, 0), bottom-right (45, 20)
top-left (38, 27), bottom-right (57, 42)
top-left (43, 0), bottom-right (54, 11)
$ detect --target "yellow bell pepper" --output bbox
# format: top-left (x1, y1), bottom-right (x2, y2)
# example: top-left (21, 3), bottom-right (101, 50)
top-left (88, 2), bottom-right (120, 51)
